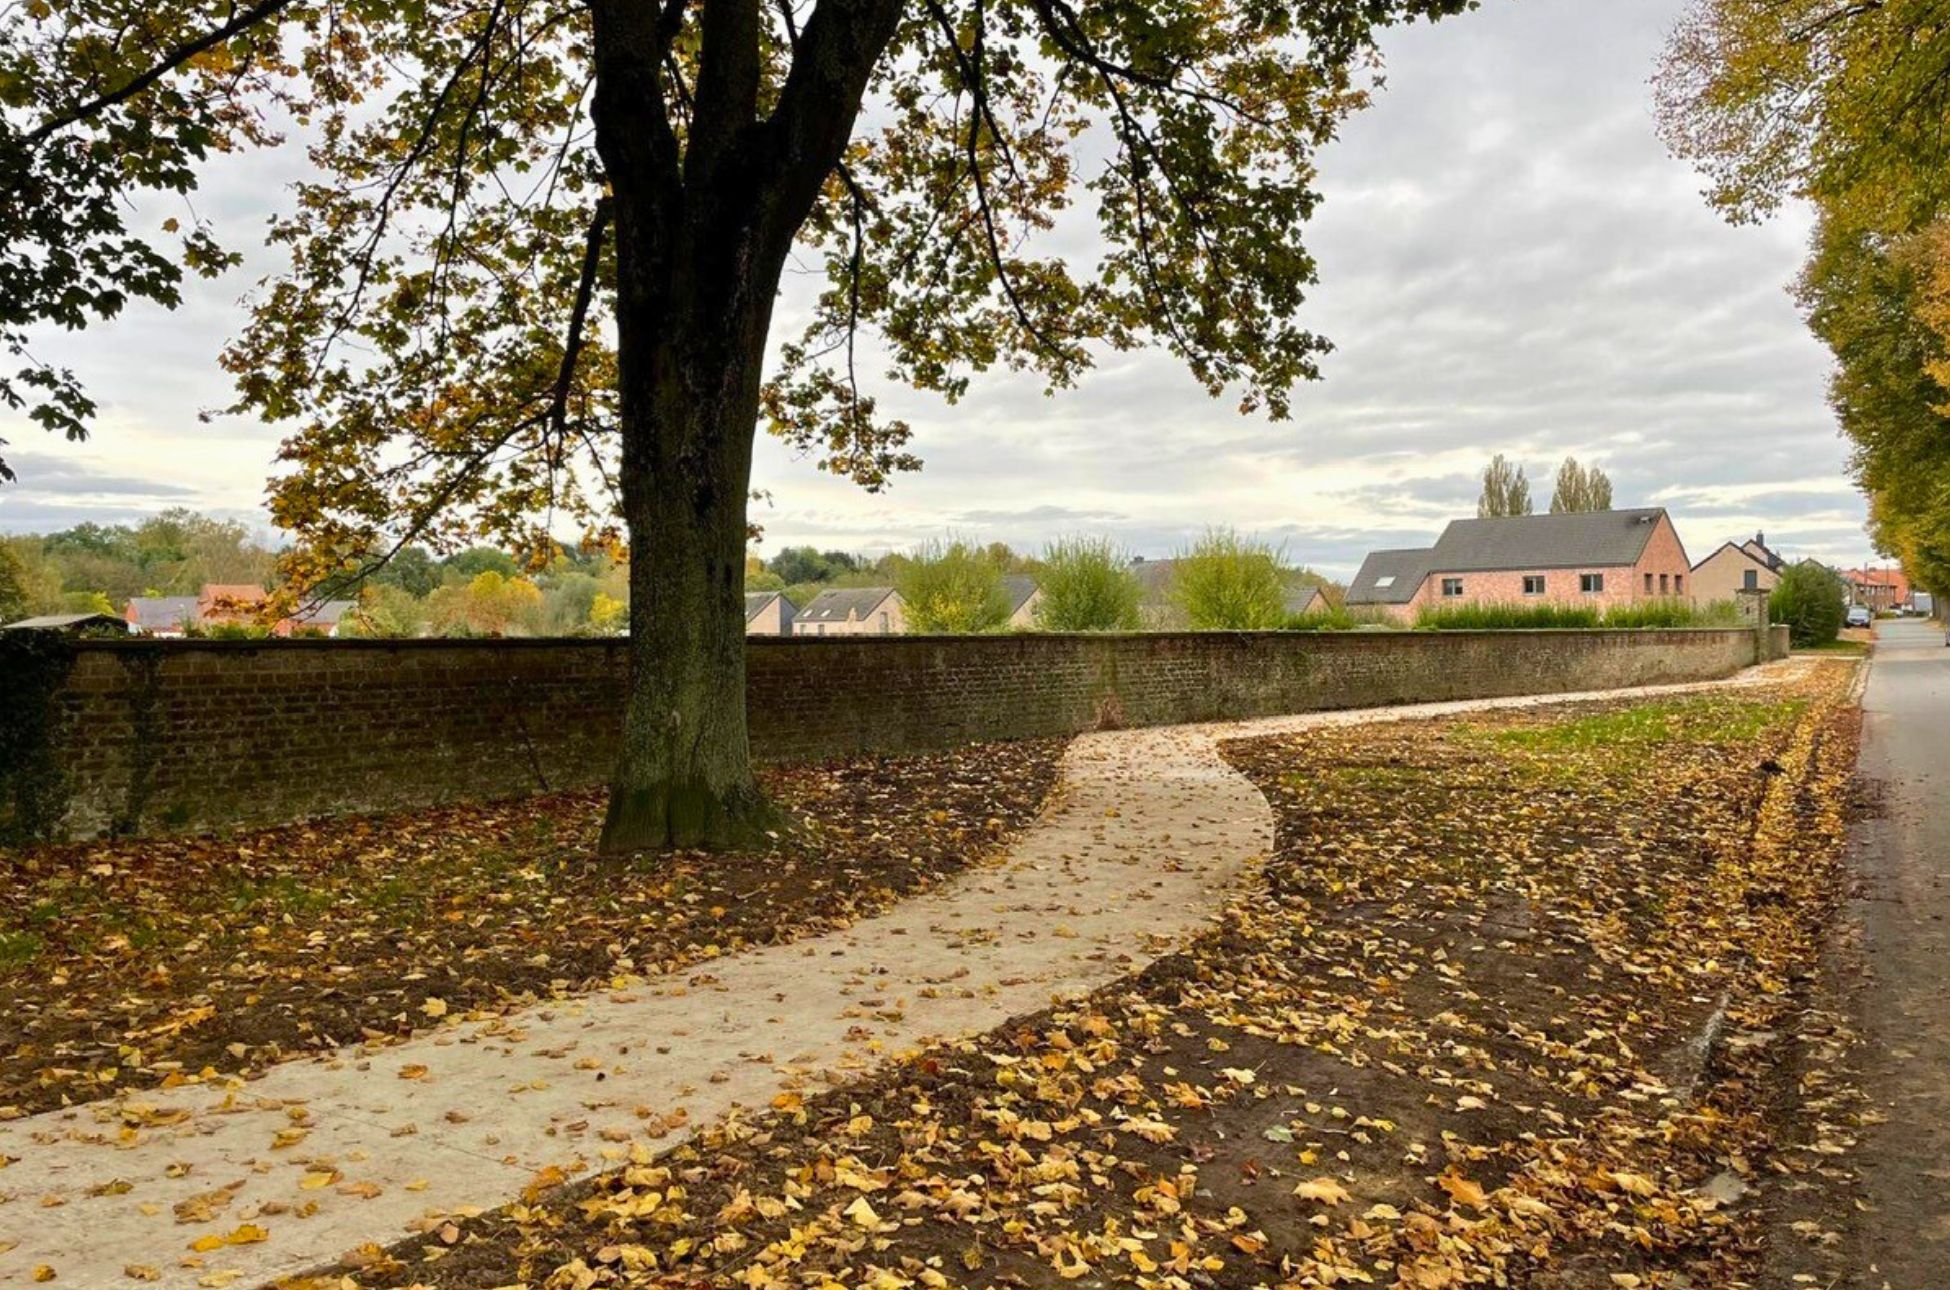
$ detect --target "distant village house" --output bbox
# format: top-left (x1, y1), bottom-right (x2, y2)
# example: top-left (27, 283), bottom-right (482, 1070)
top-left (1002, 574), bottom-right (1043, 629)
top-left (1838, 564), bottom-right (1911, 613)
top-left (794, 587), bottom-right (906, 635)
top-left (124, 584), bottom-right (357, 637)
top-left (1346, 508), bottom-right (1692, 621)
top-left (744, 590), bottom-right (798, 636)
top-left (1689, 531), bottom-right (1786, 604)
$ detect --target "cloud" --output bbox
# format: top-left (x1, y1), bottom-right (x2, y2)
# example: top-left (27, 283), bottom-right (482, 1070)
top-left (0, 0), bottom-right (1870, 579)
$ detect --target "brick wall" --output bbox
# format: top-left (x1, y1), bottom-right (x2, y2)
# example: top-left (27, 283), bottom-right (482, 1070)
top-left (3, 626), bottom-right (1786, 842)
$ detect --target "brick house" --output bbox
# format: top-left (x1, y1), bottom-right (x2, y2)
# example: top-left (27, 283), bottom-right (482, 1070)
top-left (1690, 533), bottom-right (1786, 605)
top-left (744, 590), bottom-right (798, 636)
top-left (794, 586), bottom-right (906, 635)
top-left (1838, 565), bottom-right (1910, 612)
top-left (1345, 508), bottom-right (1693, 622)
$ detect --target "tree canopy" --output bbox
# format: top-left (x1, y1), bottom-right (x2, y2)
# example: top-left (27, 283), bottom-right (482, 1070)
top-left (1476, 453), bottom-right (1532, 518)
top-left (1659, 1), bottom-right (1950, 594)
top-left (1034, 535), bottom-right (1142, 631)
top-left (1548, 456), bottom-right (1612, 513)
top-left (4, 0), bottom-right (1472, 563)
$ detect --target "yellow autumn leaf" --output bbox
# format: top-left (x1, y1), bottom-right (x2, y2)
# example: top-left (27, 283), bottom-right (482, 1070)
top-left (1436, 1171), bottom-right (1488, 1210)
top-left (1293, 1177), bottom-right (1351, 1206)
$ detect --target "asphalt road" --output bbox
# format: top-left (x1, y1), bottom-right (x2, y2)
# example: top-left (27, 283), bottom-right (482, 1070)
top-left (1845, 618), bottom-right (1950, 1288)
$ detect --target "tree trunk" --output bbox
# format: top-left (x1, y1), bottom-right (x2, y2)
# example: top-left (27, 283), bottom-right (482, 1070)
top-left (585, 0), bottom-right (904, 854)
top-left (597, 214), bottom-right (785, 854)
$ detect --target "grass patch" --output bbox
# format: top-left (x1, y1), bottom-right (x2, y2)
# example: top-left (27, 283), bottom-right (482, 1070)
top-left (1797, 639), bottom-right (1870, 655)
top-left (1468, 695), bottom-right (1806, 754)
top-left (0, 930), bottom-right (42, 970)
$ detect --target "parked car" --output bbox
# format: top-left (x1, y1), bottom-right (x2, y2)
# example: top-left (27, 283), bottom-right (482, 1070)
top-left (1846, 605), bottom-right (1873, 629)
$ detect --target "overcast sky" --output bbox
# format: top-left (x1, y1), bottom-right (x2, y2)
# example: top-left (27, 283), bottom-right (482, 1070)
top-left (0, 0), bottom-right (1868, 578)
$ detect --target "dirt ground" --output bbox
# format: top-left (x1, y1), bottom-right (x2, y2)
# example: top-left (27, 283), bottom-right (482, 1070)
top-left (0, 738), bottom-right (1063, 1118)
top-left (298, 661), bottom-right (1860, 1290)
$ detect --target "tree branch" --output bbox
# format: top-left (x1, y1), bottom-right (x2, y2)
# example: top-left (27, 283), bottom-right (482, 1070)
top-left (25, 0), bottom-right (298, 144)
top-left (547, 197), bottom-right (615, 445)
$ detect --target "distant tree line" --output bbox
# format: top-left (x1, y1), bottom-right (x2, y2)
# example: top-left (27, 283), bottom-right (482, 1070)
top-left (0, 510), bottom-right (628, 637)
top-left (753, 529), bottom-right (1338, 633)
top-left (3, 510), bottom-right (1345, 636)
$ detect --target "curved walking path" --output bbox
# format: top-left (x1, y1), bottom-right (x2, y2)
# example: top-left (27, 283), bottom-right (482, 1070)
top-left (0, 665), bottom-right (1801, 1288)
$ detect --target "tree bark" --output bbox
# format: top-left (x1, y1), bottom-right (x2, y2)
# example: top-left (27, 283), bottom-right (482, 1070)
top-left (588, 0), bottom-right (904, 854)
top-left (596, 217), bottom-right (785, 854)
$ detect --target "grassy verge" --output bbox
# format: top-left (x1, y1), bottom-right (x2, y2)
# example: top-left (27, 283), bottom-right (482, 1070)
top-left (1413, 598), bottom-right (1744, 630)
top-left (316, 660), bottom-right (1860, 1290)
top-left (0, 738), bottom-right (1064, 1117)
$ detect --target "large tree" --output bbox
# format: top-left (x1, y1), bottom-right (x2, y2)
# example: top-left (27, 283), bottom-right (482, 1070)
top-left (1658, 0), bottom-right (1950, 595)
top-left (1548, 455), bottom-right (1612, 513)
top-left (1476, 452), bottom-right (1531, 518)
top-left (1, 0), bottom-right (1470, 850)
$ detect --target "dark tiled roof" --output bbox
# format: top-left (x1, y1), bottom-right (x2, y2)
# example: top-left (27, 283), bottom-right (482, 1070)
top-left (1002, 574), bottom-right (1040, 615)
top-left (1130, 558), bottom-right (1176, 598)
top-left (1423, 508), bottom-right (1669, 573)
top-left (1284, 584), bottom-right (1329, 614)
top-left (126, 596), bottom-right (200, 631)
top-left (744, 591), bottom-right (780, 624)
top-left (1346, 549), bottom-right (1433, 605)
top-left (799, 586), bottom-right (896, 622)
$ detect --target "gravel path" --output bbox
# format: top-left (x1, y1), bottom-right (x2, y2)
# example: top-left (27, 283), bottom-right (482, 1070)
top-left (0, 667), bottom-right (1796, 1288)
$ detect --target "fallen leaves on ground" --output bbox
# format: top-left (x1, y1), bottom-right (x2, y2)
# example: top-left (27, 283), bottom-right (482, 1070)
top-left (0, 739), bottom-right (1064, 1116)
top-left (313, 661), bottom-right (1860, 1289)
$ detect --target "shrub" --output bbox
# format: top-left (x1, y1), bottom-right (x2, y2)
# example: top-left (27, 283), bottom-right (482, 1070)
top-left (1034, 536), bottom-right (1142, 631)
top-left (1416, 598), bottom-right (1740, 631)
top-left (1415, 602), bottom-right (1600, 630)
top-left (896, 539), bottom-right (1010, 633)
top-left (1170, 528), bottom-right (1288, 630)
top-left (1770, 563), bottom-right (1847, 646)
top-left (345, 583), bottom-right (430, 638)
top-left (1601, 598), bottom-right (1735, 628)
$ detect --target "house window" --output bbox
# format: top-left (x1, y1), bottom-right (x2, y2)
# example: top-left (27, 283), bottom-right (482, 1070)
top-left (1644, 572), bottom-right (1654, 594)
top-left (1581, 573), bottom-right (1604, 594)
top-left (1374, 575), bottom-right (1395, 589)
top-left (1742, 569), bottom-right (1758, 591)
top-left (1675, 574), bottom-right (1684, 595)
top-left (817, 623), bottom-right (826, 636)
top-left (1441, 577), bottom-right (1464, 598)
top-left (1659, 573), bottom-right (1670, 594)
top-left (878, 612), bottom-right (891, 634)
top-left (1522, 575), bottom-right (1545, 596)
